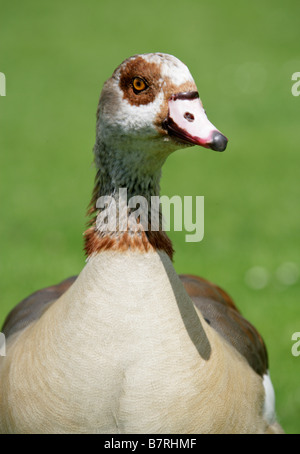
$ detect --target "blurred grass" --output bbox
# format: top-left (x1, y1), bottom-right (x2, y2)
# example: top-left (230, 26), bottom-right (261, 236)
top-left (0, 0), bottom-right (300, 433)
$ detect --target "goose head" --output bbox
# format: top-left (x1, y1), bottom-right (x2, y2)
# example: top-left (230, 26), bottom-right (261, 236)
top-left (94, 53), bottom-right (228, 177)
top-left (86, 53), bottom-right (228, 258)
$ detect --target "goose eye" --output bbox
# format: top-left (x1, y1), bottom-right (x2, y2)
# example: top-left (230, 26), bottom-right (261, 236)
top-left (132, 77), bottom-right (148, 93)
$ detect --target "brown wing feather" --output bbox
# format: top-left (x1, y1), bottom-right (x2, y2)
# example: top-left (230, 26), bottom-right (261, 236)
top-left (2, 276), bottom-right (77, 339)
top-left (179, 274), bottom-right (268, 377)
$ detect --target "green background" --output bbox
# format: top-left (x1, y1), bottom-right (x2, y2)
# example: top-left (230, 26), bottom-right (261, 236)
top-left (0, 0), bottom-right (299, 433)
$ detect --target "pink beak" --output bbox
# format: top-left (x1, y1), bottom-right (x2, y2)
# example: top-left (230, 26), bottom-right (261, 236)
top-left (163, 91), bottom-right (228, 152)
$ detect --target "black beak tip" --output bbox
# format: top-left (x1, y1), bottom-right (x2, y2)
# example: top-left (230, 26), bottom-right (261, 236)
top-left (210, 131), bottom-right (228, 152)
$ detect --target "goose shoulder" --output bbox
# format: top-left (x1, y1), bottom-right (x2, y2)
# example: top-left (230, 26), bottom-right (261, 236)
top-left (1, 276), bottom-right (77, 339)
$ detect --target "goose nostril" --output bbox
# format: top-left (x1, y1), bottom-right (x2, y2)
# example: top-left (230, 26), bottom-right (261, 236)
top-left (184, 112), bottom-right (194, 122)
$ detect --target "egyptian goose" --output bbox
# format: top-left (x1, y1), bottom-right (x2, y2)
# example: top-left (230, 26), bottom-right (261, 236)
top-left (0, 53), bottom-right (284, 434)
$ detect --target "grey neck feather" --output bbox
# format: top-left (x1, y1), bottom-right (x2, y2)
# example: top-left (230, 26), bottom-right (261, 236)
top-left (93, 136), bottom-right (167, 201)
